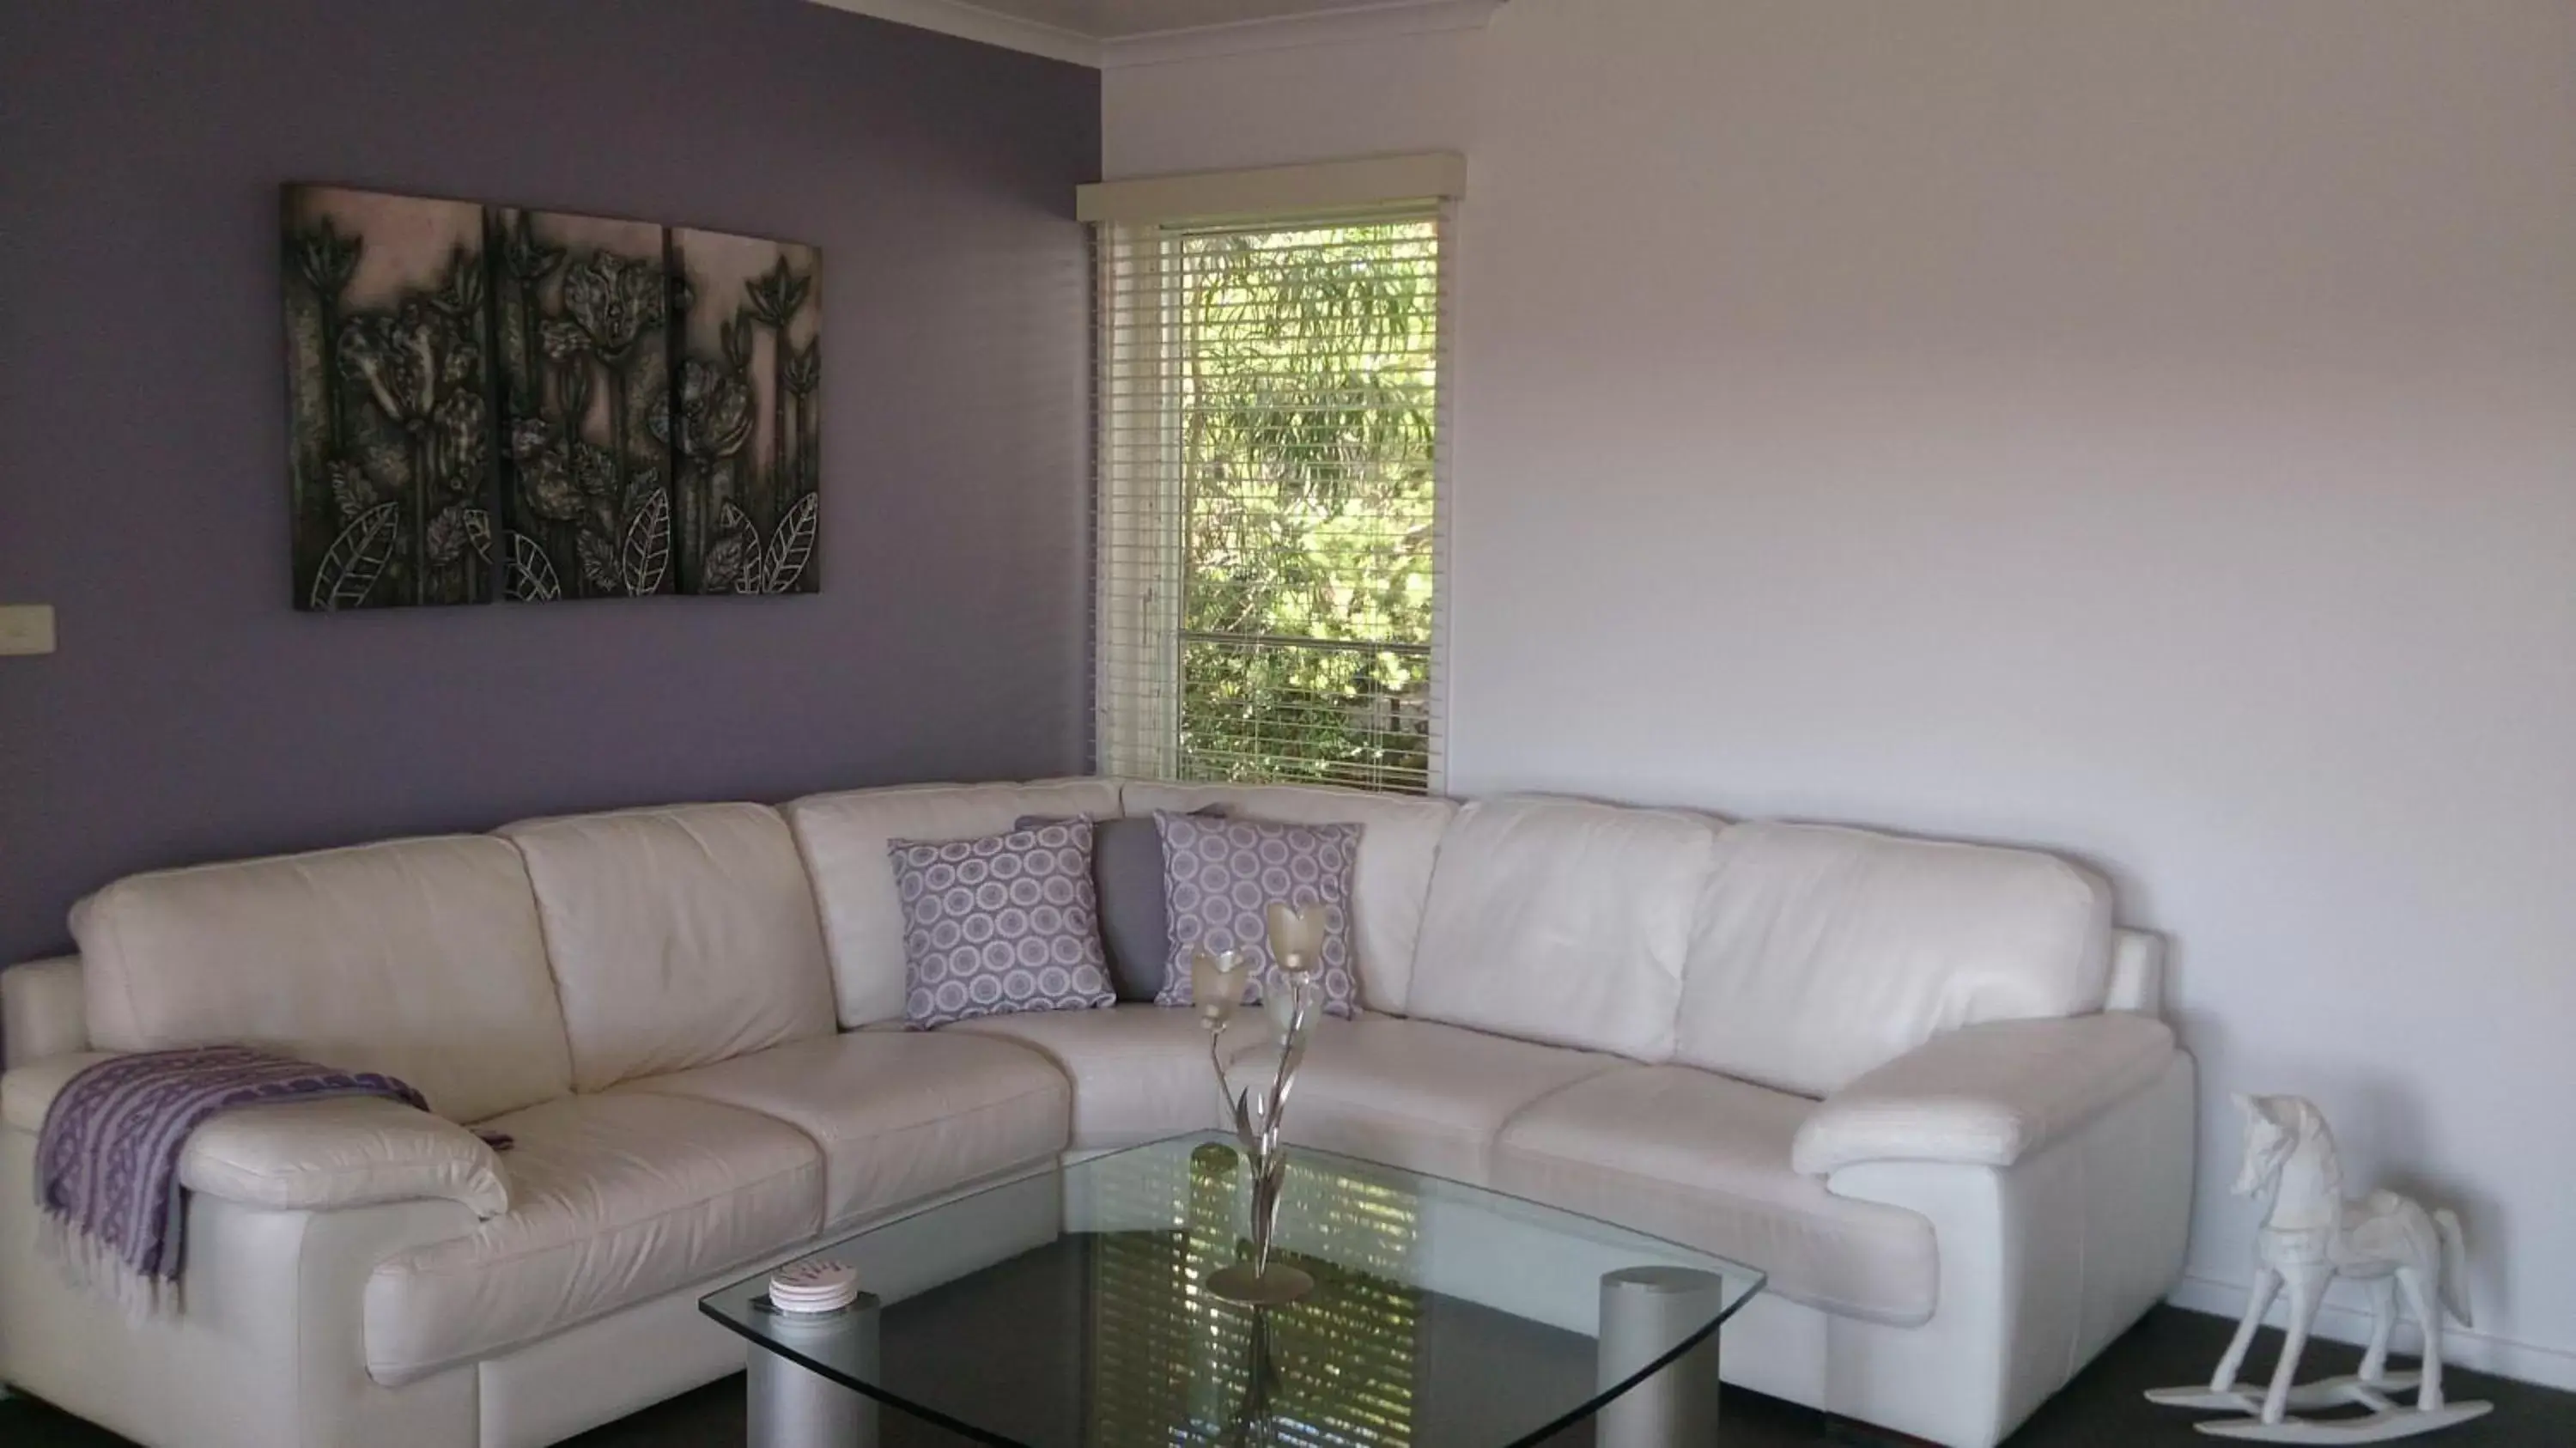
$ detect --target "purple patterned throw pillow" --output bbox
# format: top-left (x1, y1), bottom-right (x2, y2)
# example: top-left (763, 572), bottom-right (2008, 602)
top-left (1155, 811), bottom-right (1361, 1019)
top-left (889, 818), bottom-right (1115, 1029)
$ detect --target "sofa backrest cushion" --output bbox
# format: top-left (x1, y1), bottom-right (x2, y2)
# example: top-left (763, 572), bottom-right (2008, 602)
top-left (785, 780), bottom-right (1124, 1025)
top-left (1675, 821), bottom-right (2114, 1098)
top-left (72, 837), bottom-right (571, 1123)
top-left (1406, 797), bottom-right (1721, 1061)
top-left (500, 804), bottom-right (835, 1092)
top-left (1120, 782), bottom-right (1458, 1015)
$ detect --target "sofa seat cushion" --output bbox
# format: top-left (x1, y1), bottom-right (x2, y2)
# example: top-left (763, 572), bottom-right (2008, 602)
top-left (363, 1092), bottom-right (822, 1384)
top-left (1492, 1066), bottom-right (1938, 1325)
top-left (945, 1004), bottom-right (1257, 1148)
top-left (614, 1031), bottom-right (1070, 1228)
top-left (1273, 1016), bottom-right (1621, 1183)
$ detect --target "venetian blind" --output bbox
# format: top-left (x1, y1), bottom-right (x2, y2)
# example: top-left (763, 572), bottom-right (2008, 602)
top-left (1091, 173), bottom-right (1453, 794)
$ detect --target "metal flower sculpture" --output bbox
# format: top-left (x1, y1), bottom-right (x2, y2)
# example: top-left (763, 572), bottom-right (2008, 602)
top-left (1194, 902), bottom-right (1333, 1307)
top-left (283, 186), bottom-right (820, 609)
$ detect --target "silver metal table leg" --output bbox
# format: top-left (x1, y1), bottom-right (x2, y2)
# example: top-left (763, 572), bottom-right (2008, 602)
top-left (748, 1299), bottom-right (879, 1448)
top-left (1598, 1266), bottom-right (1727, 1448)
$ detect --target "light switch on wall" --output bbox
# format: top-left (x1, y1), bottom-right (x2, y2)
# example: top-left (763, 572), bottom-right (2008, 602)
top-left (0, 605), bottom-right (58, 656)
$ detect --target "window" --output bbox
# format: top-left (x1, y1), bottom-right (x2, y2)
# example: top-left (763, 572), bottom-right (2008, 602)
top-left (1087, 159), bottom-right (1457, 795)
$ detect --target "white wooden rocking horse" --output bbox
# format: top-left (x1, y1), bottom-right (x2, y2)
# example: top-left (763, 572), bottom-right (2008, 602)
top-left (2146, 1093), bottom-right (2491, 1441)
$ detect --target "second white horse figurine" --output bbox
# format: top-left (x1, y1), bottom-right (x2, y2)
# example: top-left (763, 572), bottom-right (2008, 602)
top-left (2147, 1093), bottom-right (2490, 1441)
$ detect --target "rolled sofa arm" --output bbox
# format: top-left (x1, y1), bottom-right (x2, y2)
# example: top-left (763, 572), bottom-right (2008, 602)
top-left (1, 1052), bottom-right (509, 1220)
top-left (2, 956), bottom-right (88, 1068)
top-left (1791, 1013), bottom-right (2177, 1177)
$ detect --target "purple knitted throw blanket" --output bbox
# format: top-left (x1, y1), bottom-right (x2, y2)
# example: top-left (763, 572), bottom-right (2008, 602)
top-left (36, 1046), bottom-right (429, 1317)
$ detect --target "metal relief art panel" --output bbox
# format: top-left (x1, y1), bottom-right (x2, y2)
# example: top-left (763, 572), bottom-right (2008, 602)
top-left (284, 186), bottom-right (498, 610)
top-left (668, 228), bottom-right (820, 595)
top-left (283, 185), bottom-right (820, 610)
top-left (491, 208), bottom-right (673, 601)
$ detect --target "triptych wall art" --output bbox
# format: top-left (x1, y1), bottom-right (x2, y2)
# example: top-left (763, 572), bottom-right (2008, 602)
top-left (283, 184), bottom-right (820, 611)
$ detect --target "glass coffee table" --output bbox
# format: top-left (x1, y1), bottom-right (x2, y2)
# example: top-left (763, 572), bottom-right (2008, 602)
top-left (702, 1134), bottom-right (1762, 1448)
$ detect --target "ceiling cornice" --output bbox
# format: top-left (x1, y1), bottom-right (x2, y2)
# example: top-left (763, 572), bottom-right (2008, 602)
top-left (805, 0), bottom-right (1500, 71)
top-left (1099, 0), bottom-right (1501, 70)
top-left (806, 0), bottom-right (1103, 68)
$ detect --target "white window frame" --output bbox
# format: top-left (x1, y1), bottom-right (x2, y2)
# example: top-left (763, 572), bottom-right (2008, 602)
top-left (1083, 155), bottom-right (1462, 794)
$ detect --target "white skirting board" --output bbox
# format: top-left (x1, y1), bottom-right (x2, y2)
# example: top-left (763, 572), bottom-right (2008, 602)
top-left (2167, 1275), bottom-right (2576, 1393)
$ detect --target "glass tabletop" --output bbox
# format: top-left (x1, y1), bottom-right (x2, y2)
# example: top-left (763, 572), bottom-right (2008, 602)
top-left (701, 1134), bottom-right (1764, 1448)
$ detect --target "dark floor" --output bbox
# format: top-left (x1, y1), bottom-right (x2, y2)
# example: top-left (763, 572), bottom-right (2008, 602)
top-left (3, 1306), bottom-right (2569, 1445)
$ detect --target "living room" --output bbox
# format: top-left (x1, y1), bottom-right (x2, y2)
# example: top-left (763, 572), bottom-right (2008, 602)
top-left (2, 2), bottom-right (2570, 1445)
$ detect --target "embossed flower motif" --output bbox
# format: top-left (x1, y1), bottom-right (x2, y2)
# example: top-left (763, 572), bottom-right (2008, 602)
top-left (433, 390), bottom-right (486, 490)
top-left (340, 301), bottom-right (474, 430)
top-left (291, 220), bottom-right (361, 299)
top-left (501, 212), bottom-right (564, 288)
top-left (559, 252), bottom-right (664, 362)
top-left (650, 358), bottom-right (753, 461)
top-left (519, 450), bottom-right (582, 522)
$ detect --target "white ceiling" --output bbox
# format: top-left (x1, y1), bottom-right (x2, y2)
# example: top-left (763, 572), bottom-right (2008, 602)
top-left (810, 0), bottom-right (1498, 65)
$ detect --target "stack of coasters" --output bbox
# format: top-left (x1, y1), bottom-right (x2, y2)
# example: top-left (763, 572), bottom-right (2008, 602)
top-left (767, 1258), bottom-right (860, 1316)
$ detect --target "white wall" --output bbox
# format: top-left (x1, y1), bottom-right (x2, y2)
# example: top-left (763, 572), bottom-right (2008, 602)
top-left (1105, 0), bottom-right (2576, 1386)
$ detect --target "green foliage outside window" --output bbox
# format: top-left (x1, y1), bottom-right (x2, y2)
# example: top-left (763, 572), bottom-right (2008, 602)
top-left (1173, 219), bottom-right (1440, 794)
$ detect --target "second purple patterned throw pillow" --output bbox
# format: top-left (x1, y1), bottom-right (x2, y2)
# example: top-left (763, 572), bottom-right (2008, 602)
top-left (888, 818), bottom-right (1115, 1029)
top-left (1154, 811), bottom-right (1361, 1018)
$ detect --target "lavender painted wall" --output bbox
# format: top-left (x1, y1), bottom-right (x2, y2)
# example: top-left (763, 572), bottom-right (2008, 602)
top-left (0, 0), bottom-right (1099, 963)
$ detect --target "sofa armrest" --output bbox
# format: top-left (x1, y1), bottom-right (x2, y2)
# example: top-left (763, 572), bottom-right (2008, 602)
top-left (3, 956), bottom-right (88, 1068)
top-left (2, 1052), bottom-right (509, 1220)
top-left (1791, 1013), bottom-right (2176, 1176)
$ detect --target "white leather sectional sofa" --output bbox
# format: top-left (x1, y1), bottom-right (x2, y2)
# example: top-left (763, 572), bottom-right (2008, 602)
top-left (0, 778), bottom-right (2193, 1448)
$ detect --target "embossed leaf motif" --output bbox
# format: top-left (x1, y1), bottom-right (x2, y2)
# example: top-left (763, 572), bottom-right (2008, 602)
top-left (506, 532), bottom-right (561, 602)
top-left (622, 486), bottom-right (671, 596)
top-left (461, 508), bottom-right (495, 562)
top-left (699, 534), bottom-right (746, 593)
top-left (423, 504), bottom-right (471, 565)
top-left (721, 502), bottom-right (769, 595)
top-left (325, 459), bottom-right (376, 520)
top-left (309, 501), bottom-right (401, 611)
top-left (701, 501), bottom-right (765, 593)
top-left (577, 529), bottom-right (620, 592)
top-left (765, 492), bottom-right (818, 593)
